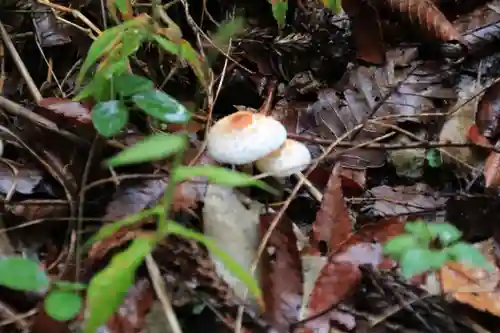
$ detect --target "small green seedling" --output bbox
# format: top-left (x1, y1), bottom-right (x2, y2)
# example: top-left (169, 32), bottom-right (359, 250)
top-left (0, 256), bottom-right (84, 321)
top-left (384, 220), bottom-right (492, 279)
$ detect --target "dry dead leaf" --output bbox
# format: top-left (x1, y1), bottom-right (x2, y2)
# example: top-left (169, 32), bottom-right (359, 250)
top-left (440, 240), bottom-right (500, 316)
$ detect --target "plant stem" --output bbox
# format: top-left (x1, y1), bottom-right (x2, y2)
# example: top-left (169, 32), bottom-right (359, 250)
top-left (155, 134), bottom-right (188, 238)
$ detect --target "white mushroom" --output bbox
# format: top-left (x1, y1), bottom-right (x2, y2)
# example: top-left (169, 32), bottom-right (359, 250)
top-left (206, 110), bottom-right (287, 165)
top-left (255, 139), bottom-right (312, 177)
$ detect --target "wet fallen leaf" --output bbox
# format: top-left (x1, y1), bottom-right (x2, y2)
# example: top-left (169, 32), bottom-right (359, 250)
top-left (259, 213), bottom-right (303, 332)
top-left (36, 97), bottom-right (94, 139)
top-left (476, 80), bottom-right (500, 140)
top-left (365, 184), bottom-right (447, 217)
top-left (452, 0), bottom-right (500, 56)
top-left (0, 161), bottom-right (44, 195)
top-left (484, 151), bottom-right (500, 188)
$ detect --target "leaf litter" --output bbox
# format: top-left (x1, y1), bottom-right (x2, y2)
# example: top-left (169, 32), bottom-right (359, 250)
top-left (3, 0), bottom-right (500, 332)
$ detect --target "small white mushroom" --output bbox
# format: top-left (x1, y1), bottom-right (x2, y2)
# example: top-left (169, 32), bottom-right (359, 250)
top-left (206, 110), bottom-right (287, 165)
top-left (255, 139), bottom-right (312, 177)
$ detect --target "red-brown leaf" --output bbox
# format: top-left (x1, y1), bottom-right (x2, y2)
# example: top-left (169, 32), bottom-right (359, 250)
top-left (305, 261), bottom-right (361, 327)
top-left (35, 97), bottom-right (95, 138)
top-left (312, 164), bottom-right (352, 254)
top-left (259, 213), bottom-right (303, 332)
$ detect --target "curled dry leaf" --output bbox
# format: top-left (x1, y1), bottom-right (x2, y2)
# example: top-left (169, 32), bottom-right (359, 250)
top-left (312, 164), bottom-right (353, 254)
top-left (476, 80), bottom-right (500, 140)
top-left (259, 213), bottom-right (303, 332)
top-left (382, 0), bottom-right (464, 43)
top-left (31, 2), bottom-right (71, 48)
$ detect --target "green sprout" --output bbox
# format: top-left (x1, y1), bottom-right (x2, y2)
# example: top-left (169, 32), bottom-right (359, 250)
top-left (384, 220), bottom-right (492, 279)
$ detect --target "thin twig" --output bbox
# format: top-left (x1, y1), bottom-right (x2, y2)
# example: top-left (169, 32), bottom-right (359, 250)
top-left (145, 255), bottom-right (184, 333)
top-left (0, 21), bottom-right (42, 102)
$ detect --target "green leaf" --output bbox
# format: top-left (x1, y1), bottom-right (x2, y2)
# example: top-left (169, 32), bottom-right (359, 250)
top-left (426, 148), bottom-right (442, 168)
top-left (74, 74), bottom-right (112, 102)
top-left (321, 0), bottom-right (342, 13)
top-left (132, 90), bottom-right (191, 123)
top-left (404, 220), bottom-right (432, 245)
top-left (114, 0), bottom-right (130, 17)
top-left (77, 27), bottom-right (122, 85)
top-left (86, 207), bottom-right (154, 246)
top-left (153, 36), bottom-right (210, 88)
top-left (0, 257), bottom-right (49, 292)
top-left (113, 73), bottom-right (154, 97)
top-left (172, 166), bottom-right (278, 194)
top-left (164, 221), bottom-right (262, 301)
top-left (53, 281), bottom-right (87, 291)
top-left (446, 242), bottom-right (493, 270)
top-left (270, 0), bottom-right (288, 29)
top-left (44, 291), bottom-right (82, 321)
top-left (84, 236), bottom-right (154, 333)
top-left (77, 17), bottom-right (149, 86)
top-left (100, 57), bottom-right (130, 79)
top-left (91, 100), bottom-right (129, 137)
top-left (426, 223), bottom-right (462, 247)
top-left (211, 17), bottom-right (245, 50)
top-left (106, 133), bottom-right (187, 167)
top-left (383, 235), bottom-right (419, 260)
top-left (400, 248), bottom-right (441, 279)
